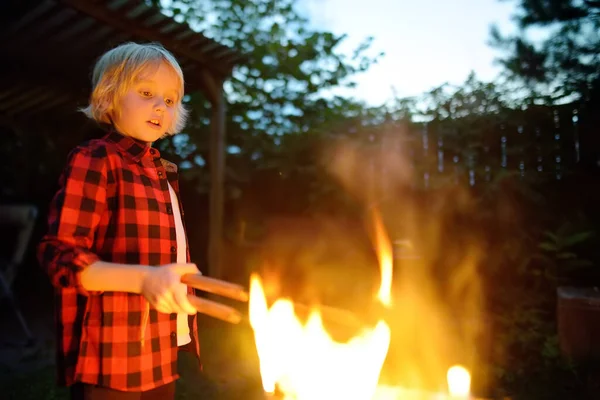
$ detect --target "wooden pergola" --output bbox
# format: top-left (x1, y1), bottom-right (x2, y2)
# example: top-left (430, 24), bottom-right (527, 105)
top-left (0, 0), bottom-right (246, 278)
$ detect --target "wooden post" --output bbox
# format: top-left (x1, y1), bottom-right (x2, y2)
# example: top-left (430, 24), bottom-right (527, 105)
top-left (202, 70), bottom-right (226, 278)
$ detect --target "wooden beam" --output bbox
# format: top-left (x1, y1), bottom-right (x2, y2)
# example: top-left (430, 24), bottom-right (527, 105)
top-left (2, 6), bottom-right (79, 55)
top-left (7, 89), bottom-right (66, 116)
top-left (59, 0), bottom-right (234, 78)
top-left (0, 57), bottom-right (88, 119)
top-left (201, 69), bottom-right (221, 105)
top-left (203, 71), bottom-right (226, 278)
top-left (3, 0), bottom-right (55, 35)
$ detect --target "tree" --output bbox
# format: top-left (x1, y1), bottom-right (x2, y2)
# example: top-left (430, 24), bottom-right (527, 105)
top-left (152, 0), bottom-right (382, 170)
top-left (146, 0), bottom-right (387, 250)
top-left (490, 0), bottom-right (600, 103)
top-left (490, 0), bottom-right (600, 169)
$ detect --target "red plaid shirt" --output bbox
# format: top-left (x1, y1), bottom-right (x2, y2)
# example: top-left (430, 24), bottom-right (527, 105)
top-left (38, 130), bottom-right (200, 391)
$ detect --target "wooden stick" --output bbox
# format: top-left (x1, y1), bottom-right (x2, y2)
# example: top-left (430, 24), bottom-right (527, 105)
top-left (187, 294), bottom-right (242, 324)
top-left (181, 273), bottom-right (365, 328)
top-left (182, 273), bottom-right (249, 302)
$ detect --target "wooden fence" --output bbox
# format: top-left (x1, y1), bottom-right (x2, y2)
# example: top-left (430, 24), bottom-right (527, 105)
top-left (370, 102), bottom-right (590, 189)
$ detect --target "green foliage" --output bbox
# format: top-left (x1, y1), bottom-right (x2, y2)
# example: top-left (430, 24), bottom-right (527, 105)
top-left (151, 0), bottom-right (382, 184)
top-left (535, 223), bottom-right (595, 281)
top-left (486, 5), bottom-right (600, 392)
top-left (490, 0), bottom-right (600, 102)
top-left (481, 192), bottom-right (594, 397)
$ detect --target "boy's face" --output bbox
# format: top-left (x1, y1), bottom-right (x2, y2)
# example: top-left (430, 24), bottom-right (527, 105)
top-left (111, 62), bottom-right (180, 143)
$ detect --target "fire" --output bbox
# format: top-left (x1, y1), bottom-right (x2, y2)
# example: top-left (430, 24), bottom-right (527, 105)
top-left (249, 210), bottom-right (473, 399)
top-left (447, 365), bottom-right (471, 397)
top-left (373, 365), bottom-right (471, 399)
top-left (249, 275), bottom-right (390, 399)
top-left (371, 208), bottom-right (393, 307)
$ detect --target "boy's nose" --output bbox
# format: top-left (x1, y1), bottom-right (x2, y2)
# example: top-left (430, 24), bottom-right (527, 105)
top-left (154, 99), bottom-right (166, 111)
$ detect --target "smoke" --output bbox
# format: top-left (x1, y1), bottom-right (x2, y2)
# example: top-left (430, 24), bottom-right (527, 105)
top-left (254, 127), bottom-right (490, 393)
top-left (323, 129), bottom-right (488, 392)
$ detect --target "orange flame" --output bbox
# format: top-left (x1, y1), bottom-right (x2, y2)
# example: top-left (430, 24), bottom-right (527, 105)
top-left (249, 274), bottom-right (390, 399)
top-left (249, 209), bottom-right (472, 399)
top-left (370, 208), bottom-right (393, 307)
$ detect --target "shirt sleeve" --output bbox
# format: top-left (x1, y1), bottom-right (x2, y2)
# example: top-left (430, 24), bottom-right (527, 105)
top-left (38, 145), bottom-right (108, 296)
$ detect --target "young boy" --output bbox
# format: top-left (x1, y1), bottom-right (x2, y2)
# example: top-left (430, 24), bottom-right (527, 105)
top-left (38, 42), bottom-right (201, 400)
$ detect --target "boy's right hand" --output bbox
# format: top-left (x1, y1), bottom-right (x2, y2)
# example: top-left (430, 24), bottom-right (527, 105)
top-left (141, 263), bottom-right (199, 315)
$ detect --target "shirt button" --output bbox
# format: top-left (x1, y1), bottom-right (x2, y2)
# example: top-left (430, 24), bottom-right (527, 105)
top-left (158, 171), bottom-right (163, 178)
top-left (170, 332), bottom-right (176, 339)
top-left (149, 149), bottom-right (156, 155)
top-left (170, 246), bottom-right (176, 253)
top-left (166, 205), bottom-right (173, 214)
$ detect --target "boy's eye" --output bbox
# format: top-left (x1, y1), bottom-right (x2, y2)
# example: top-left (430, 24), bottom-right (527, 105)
top-left (165, 98), bottom-right (175, 106)
top-left (140, 91), bottom-right (152, 97)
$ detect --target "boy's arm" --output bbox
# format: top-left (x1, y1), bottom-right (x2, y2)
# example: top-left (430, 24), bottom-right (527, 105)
top-left (81, 261), bottom-right (198, 314)
top-left (38, 145), bottom-right (107, 295)
top-left (80, 261), bottom-right (148, 293)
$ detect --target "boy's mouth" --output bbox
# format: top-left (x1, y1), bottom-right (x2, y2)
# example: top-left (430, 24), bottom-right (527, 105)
top-left (147, 119), bottom-right (162, 128)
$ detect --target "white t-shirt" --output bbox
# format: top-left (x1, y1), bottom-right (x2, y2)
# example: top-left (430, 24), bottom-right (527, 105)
top-left (167, 182), bottom-right (191, 347)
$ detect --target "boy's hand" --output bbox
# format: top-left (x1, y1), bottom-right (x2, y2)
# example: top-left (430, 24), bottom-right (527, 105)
top-left (141, 263), bottom-right (199, 315)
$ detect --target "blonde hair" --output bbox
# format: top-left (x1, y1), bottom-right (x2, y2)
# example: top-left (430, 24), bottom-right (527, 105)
top-left (81, 42), bottom-right (188, 135)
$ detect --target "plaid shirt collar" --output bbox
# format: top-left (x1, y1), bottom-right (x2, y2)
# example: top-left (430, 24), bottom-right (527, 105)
top-left (104, 129), bottom-right (161, 163)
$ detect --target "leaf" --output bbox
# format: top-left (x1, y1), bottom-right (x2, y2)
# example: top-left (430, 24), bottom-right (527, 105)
top-left (565, 259), bottom-right (595, 269)
top-left (563, 231), bottom-right (595, 246)
top-left (556, 251), bottom-right (578, 259)
top-left (539, 242), bottom-right (558, 252)
top-left (542, 231), bottom-right (559, 242)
